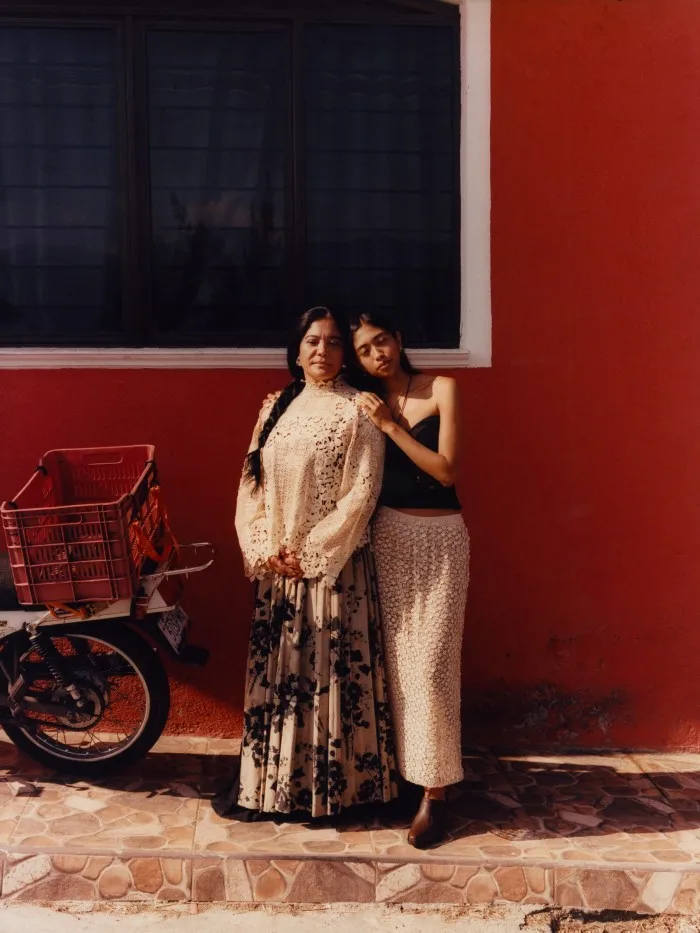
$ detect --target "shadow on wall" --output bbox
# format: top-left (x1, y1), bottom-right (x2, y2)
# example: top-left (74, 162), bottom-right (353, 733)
top-left (463, 682), bottom-right (631, 750)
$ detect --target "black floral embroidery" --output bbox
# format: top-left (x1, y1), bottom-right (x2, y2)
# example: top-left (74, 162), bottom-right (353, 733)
top-left (237, 545), bottom-right (398, 817)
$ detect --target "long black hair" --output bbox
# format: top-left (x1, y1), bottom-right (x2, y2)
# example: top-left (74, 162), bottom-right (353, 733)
top-left (244, 306), bottom-right (348, 488)
top-left (347, 310), bottom-right (420, 391)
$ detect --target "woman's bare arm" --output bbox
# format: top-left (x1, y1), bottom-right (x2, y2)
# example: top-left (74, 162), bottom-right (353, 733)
top-left (359, 376), bottom-right (461, 487)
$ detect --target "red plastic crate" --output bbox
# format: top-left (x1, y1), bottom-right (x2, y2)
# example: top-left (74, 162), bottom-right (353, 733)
top-left (1, 445), bottom-right (164, 606)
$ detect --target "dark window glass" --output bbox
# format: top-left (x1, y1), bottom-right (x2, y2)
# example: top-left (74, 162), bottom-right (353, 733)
top-left (303, 24), bottom-right (458, 347)
top-left (147, 29), bottom-right (290, 346)
top-left (0, 7), bottom-right (459, 349)
top-left (0, 26), bottom-right (120, 342)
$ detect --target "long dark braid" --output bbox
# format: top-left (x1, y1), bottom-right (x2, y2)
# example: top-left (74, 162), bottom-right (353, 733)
top-left (244, 378), bottom-right (304, 489)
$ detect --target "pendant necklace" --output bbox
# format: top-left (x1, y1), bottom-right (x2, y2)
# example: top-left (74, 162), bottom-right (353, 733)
top-left (390, 375), bottom-right (412, 424)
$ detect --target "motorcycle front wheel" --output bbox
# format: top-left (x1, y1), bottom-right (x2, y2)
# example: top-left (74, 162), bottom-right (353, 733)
top-left (2, 624), bottom-right (170, 776)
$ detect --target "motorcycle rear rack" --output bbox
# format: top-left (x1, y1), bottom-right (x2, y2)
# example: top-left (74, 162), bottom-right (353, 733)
top-left (29, 542), bottom-right (215, 628)
top-left (141, 542), bottom-right (215, 580)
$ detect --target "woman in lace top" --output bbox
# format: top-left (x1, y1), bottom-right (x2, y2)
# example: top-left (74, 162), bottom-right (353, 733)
top-left (215, 307), bottom-right (397, 819)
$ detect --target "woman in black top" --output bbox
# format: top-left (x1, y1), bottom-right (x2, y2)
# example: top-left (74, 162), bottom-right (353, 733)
top-left (351, 311), bottom-right (470, 849)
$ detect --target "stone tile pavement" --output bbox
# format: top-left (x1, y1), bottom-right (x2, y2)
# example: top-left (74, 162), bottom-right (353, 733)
top-left (2, 734), bottom-right (700, 912)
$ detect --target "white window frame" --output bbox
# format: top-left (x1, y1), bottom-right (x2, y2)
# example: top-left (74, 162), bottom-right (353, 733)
top-left (0, 0), bottom-right (491, 371)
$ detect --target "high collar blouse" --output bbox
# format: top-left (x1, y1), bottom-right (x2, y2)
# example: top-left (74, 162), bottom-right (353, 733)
top-left (235, 377), bottom-right (385, 585)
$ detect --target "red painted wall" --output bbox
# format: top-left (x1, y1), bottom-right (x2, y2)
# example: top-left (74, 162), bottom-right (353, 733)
top-left (2, 0), bottom-right (700, 749)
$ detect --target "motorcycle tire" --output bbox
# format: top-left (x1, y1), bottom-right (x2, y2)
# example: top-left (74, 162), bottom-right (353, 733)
top-left (2, 623), bottom-right (171, 777)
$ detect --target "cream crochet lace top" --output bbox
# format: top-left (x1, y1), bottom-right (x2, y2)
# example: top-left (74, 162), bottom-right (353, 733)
top-left (235, 377), bottom-right (385, 585)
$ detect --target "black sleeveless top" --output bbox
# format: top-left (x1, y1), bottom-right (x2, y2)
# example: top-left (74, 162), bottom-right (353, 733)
top-left (379, 414), bottom-right (461, 510)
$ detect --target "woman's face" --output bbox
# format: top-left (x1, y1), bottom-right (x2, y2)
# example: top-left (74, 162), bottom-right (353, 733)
top-left (298, 316), bottom-right (344, 383)
top-left (352, 323), bottom-right (401, 379)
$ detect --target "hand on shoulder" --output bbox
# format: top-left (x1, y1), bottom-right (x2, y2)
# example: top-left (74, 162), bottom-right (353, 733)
top-left (356, 391), bottom-right (394, 434)
top-left (260, 390), bottom-right (282, 421)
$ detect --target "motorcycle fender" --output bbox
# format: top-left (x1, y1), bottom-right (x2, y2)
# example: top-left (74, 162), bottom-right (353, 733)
top-left (131, 616), bottom-right (209, 668)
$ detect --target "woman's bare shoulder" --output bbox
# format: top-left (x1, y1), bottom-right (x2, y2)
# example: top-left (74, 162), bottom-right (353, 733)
top-left (433, 376), bottom-right (457, 392)
top-left (413, 374), bottom-right (457, 410)
top-left (411, 373), bottom-right (456, 397)
top-left (432, 375), bottom-right (457, 394)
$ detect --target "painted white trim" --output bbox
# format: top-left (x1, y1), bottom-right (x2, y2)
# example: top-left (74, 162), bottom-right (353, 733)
top-left (0, 0), bottom-right (491, 371)
top-left (0, 346), bottom-right (471, 370)
top-left (460, 0), bottom-right (492, 367)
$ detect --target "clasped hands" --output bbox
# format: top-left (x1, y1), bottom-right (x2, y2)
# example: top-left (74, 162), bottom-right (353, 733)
top-left (267, 547), bottom-right (304, 579)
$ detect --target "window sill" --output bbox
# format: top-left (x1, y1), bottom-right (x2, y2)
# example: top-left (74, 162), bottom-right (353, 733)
top-left (0, 346), bottom-right (473, 370)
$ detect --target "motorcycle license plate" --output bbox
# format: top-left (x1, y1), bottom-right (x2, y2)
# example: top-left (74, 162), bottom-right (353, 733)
top-left (158, 605), bottom-right (189, 654)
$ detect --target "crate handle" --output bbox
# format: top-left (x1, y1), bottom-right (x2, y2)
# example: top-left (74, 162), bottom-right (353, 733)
top-left (55, 514), bottom-right (85, 526)
top-left (81, 453), bottom-right (127, 467)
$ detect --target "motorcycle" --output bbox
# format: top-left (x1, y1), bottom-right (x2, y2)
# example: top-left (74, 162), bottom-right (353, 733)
top-left (0, 447), bottom-right (213, 776)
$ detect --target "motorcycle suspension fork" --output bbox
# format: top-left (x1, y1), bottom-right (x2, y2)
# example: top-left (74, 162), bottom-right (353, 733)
top-left (26, 626), bottom-right (86, 709)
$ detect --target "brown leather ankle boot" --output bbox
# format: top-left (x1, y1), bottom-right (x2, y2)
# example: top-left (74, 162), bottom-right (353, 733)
top-left (407, 794), bottom-right (448, 849)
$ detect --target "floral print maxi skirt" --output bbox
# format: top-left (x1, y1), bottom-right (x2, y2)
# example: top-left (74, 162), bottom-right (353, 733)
top-left (236, 544), bottom-right (397, 817)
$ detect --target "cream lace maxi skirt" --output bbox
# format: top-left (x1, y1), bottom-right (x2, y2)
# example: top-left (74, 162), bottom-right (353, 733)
top-left (223, 544), bottom-right (397, 818)
top-left (372, 507), bottom-right (470, 788)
